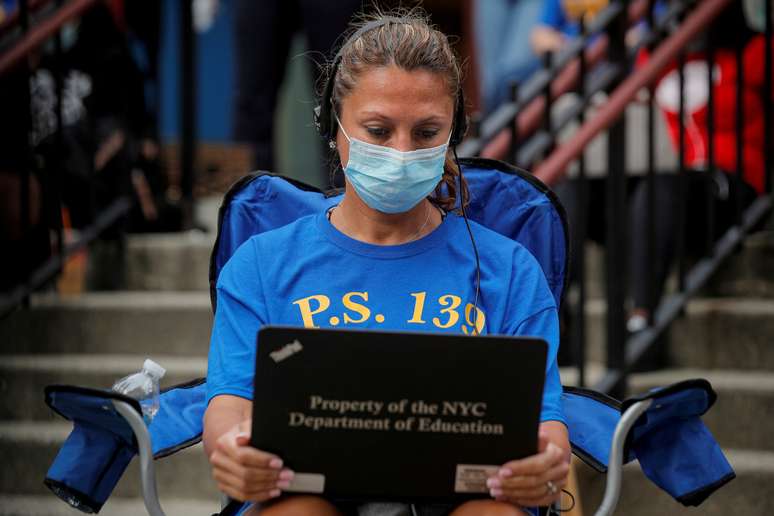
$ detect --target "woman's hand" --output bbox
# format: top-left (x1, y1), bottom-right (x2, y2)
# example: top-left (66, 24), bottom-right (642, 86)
top-left (486, 431), bottom-right (570, 508)
top-left (208, 419), bottom-right (295, 502)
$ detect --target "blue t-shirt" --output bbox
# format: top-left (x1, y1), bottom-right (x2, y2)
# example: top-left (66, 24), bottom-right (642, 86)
top-left (540, 0), bottom-right (581, 37)
top-left (207, 210), bottom-right (565, 424)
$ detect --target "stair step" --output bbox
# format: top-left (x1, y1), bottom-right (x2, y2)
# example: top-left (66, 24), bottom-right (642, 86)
top-left (560, 365), bottom-right (774, 451)
top-left (577, 448), bottom-right (774, 515)
top-left (0, 292), bottom-right (213, 356)
top-left (0, 422), bottom-right (218, 499)
top-left (0, 354), bottom-right (207, 420)
top-left (703, 230), bottom-right (774, 298)
top-left (124, 231), bottom-right (214, 292)
top-left (584, 298), bottom-right (774, 370)
top-left (0, 494), bottom-right (221, 516)
top-left (4, 419), bottom-right (771, 514)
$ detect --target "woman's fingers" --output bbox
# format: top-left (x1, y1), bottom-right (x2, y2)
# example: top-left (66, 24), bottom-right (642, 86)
top-left (497, 460), bottom-right (569, 491)
top-left (489, 474), bottom-right (568, 502)
top-left (499, 442), bottom-right (565, 478)
top-left (216, 475), bottom-right (281, 504)
top-left (488, 442), bottom-right (569, 506)
top-left (211, 455), bottom-right (292, 501)
top-left (217, 430), bottom-right (284, 470)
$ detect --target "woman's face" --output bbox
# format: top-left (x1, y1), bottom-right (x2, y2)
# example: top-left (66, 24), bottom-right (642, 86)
top-left (335, 65), bottom-right (455, 167)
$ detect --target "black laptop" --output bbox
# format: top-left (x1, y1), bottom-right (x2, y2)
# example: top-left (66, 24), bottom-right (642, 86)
top-left (250, 325), bottom-right (547, 503)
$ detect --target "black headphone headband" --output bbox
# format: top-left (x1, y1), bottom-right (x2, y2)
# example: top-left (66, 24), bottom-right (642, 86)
top-left (313, 17), bottom-right (468, 147)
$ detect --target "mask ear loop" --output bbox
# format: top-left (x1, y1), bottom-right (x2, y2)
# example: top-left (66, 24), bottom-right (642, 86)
top-left (452, 145), bottom-right (481, 335)
top-left (333, 112), bottom-right (351, 143)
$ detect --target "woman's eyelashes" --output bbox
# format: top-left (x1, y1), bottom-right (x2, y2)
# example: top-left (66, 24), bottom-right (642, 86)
top-left (364, 126), bottom-right (441, 143)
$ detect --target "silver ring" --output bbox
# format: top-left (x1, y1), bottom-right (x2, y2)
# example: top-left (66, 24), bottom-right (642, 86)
top-left (546, 480), bottom-right (558, 495)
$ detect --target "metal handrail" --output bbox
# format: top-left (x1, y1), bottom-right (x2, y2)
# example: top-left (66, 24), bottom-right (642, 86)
top-left (0, 0), bottom-right (48, 36)
top-left (533, 0), bottom-right (735, 185)
top-left (0, 0), bottom-right (99, 76)
top-left (459, 0), bottom-right (661, 161)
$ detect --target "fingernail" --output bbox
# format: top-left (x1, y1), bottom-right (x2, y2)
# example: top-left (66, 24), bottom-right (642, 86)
top-left (498, 468), bottom-right (513, 478)
top-left (490, 488), bottom-right (503, 497)
top-left (269, 489), bottom-right (281, 498)
top-left (269, 458), bottom-right (283, 469)
top-left (276, 480), bottom-right (291, 489)
top-left (236, 432), bottom-right (250, 440)
top-left (279, 470), bottom-right (294, 481)
top-left (486, 478), bottom-right (501, 489)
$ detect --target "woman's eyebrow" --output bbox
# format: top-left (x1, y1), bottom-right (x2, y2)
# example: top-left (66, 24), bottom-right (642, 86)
top-left (358, 111), bottom-right (447, 124)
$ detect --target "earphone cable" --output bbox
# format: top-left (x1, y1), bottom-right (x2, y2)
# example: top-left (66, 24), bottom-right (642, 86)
top-left (452, 146), bottom-right (481, 335)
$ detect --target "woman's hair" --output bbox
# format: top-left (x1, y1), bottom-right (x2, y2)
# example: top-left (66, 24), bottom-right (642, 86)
top-left (326, 7), bottom-right (469, 212)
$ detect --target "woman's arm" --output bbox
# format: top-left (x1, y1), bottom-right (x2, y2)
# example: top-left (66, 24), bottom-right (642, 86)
top-left (203, 394), bottom-right (251, 458)
top-left (540, 420), bottom-right (571, 463)
top-left (491, 251), bottom-right (570, 507)
top-left (204, 395), bottom-right (294, 502)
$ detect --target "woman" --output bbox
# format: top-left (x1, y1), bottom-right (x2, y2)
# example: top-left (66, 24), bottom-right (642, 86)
top-left (204, 10), bottom-right (570, 516)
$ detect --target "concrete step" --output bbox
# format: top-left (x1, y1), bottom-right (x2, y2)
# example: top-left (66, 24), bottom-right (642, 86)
top-left (0, 494), bottom-right (221, 516)
top-left (577, 448), bottom-right (774, 515)
top-left (579, 229), bottom-right (774, 300)
top-left (0, 354), bottom-right (207, 421)
top-left (0, 422), bottom-right (219, 500)
top-left (629, 369), bottom-right (774, 452)
top-left (584, 297), bottom-right (774, 370)
top-left (703, 230), bottom-right (774, 299)
top-left (4, 419), bottom-right (771, 515)
top-left (0, 292), bottom-right (213, 356)
top-left (561, 365), bottom-right (774, 451)
top-left (125, 231), bottom-right (214, 292)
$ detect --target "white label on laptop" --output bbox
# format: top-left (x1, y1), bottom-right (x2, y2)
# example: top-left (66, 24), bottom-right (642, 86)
top-left (454, 464), bottom-right (499, 493)
top-left (284, 472), bottom-right (325, 493)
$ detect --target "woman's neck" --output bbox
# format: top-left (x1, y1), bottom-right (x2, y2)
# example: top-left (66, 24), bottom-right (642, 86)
top-left (330, 194), bottom-right (442, 245)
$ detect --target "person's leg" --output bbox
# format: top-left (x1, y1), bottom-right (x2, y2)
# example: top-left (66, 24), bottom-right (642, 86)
top-left (243, 495), bottom-right (344, 515)
top-left (628, 175), bottom-right (679, 317)
top-left (710, 173), bottom-right (759, 241)
top-left (232, 0), bottom-right (297, 171)
top-left (473, 0), bottom-right (512, 114)
top-left (450, 500), bottom-right (528, 516)
top-left (490, 0), bottom-right (544, 113)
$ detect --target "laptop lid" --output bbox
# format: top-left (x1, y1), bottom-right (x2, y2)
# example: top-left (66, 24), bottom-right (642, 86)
top-left (251, 325), bottom-right (547, 503)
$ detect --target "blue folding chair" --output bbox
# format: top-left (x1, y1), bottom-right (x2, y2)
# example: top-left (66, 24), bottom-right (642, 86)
top-left (43, 158), bottom-right (735, 515)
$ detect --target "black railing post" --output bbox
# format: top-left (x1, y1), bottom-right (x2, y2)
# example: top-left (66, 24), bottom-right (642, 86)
top-left (470, 111), bottom-right (482, 141)
top-left (18, 0), bottom-right (32, 307)
top-left (705, 34), bottom-right (716, 256)
top-left (574, 16), bottom-right (588, 387)
top-left (765, 0), bottom-right (772, 195)
top-left (735, 39), bottom-right (744, 226)
top-left (53, 0), bottom-right (65, 263)
top-left (543, 51), bottom-right (555, 155)
top-left (676, 49), bottom-right (687, 293)
top-left (509, 81), bottom-right (520, 165)
top-left (180, 0), bottom-right (197, 229)
top-left (646, 3), bottom-right (657, 323)
top-left (605, 0), bottom-right (629, 398)
top-left (19, 0), bottom-right (31, 241)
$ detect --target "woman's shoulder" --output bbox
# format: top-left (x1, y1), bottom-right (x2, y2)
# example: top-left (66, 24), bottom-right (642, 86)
top-left (245, 213), bottom-right (320, 247)
top-left (223, 213), bottom-right (321, 269)
top-left (447, 213), bottom-right (537, 259)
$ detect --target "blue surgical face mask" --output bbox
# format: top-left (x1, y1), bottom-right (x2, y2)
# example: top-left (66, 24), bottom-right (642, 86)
top-left (337, 115), bottom-right (450, 214)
